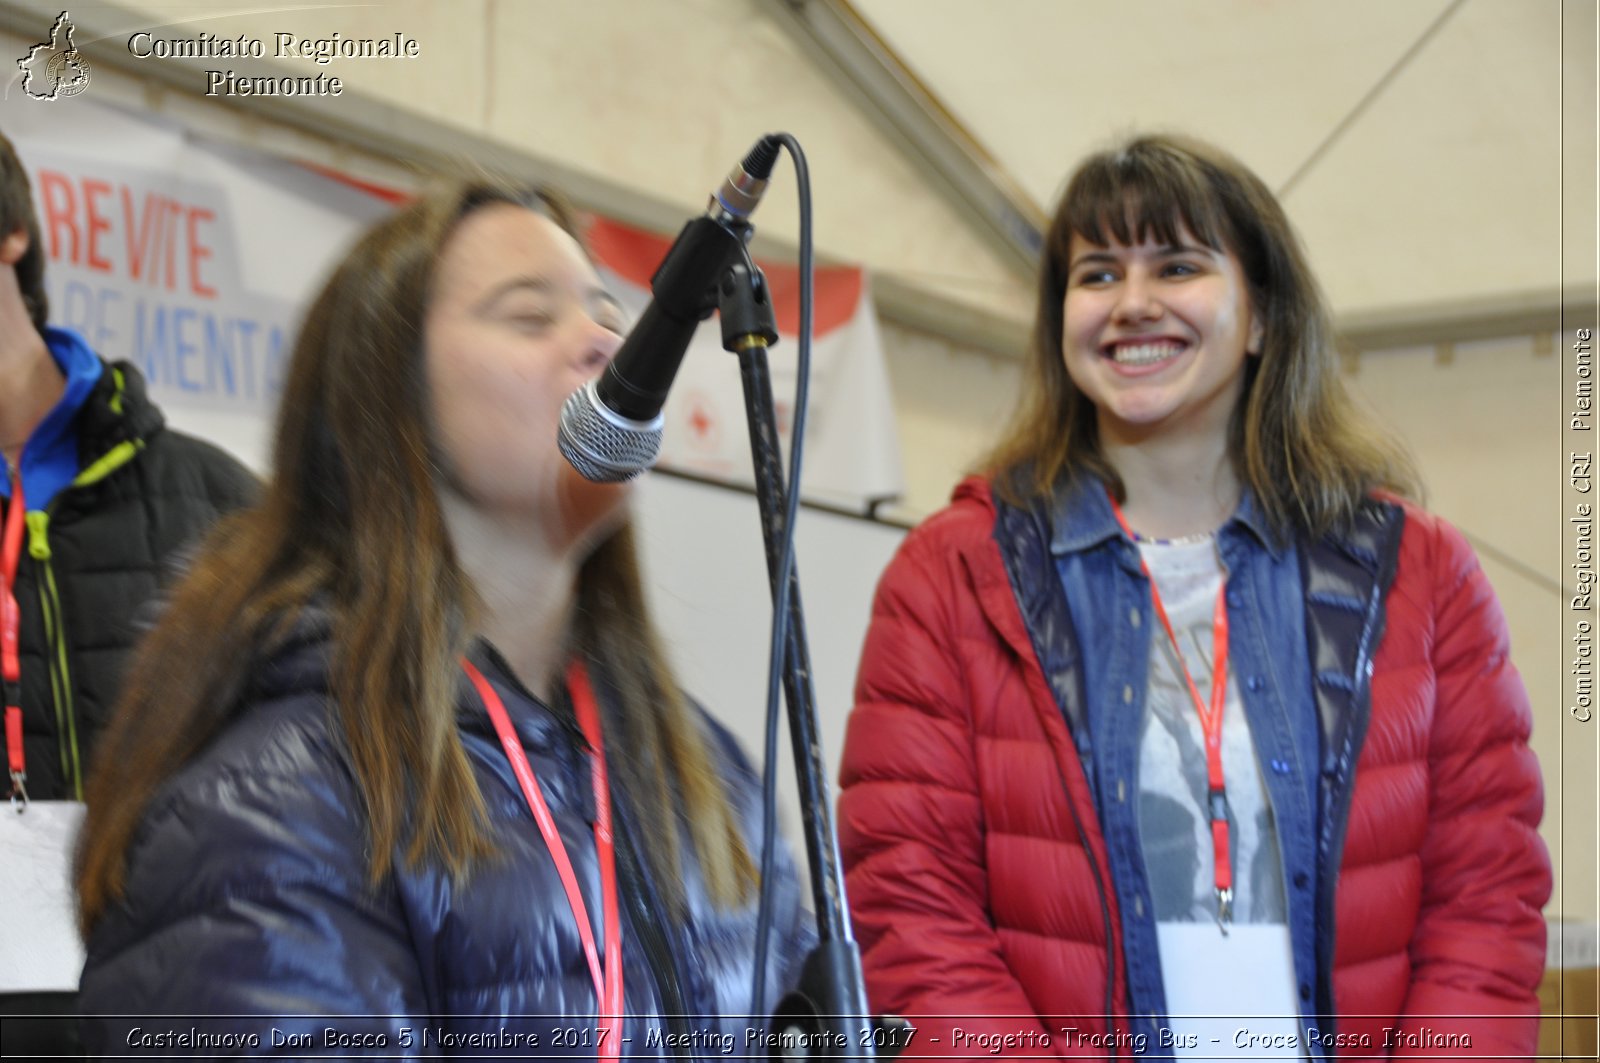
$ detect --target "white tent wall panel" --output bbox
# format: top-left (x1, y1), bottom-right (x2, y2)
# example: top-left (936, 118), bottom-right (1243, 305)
top-left (854, 0), bottom-right (1454, 211)
top-left (876, 319), bottom-right (1023, 521)
top-left (1563, 0), bottom-right (1599, 285)
top-left (472, 0), bottom-right (1033, 316)
top-left (71, 0), bottom-right (1032, 324)
top-left (1285, 0), bottom-right (1569, 315)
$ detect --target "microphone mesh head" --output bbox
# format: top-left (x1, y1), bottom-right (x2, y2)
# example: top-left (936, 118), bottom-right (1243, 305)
top-left (557, 382), bottom-right (663, 483)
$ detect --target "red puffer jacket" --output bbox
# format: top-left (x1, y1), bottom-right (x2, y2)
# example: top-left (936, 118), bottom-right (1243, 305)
top-left (839, 478), bottom-right (1549, 1059)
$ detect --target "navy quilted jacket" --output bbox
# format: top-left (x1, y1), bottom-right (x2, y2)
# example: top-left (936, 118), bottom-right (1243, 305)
top-left (79, 619), bottom-right (811, 1058)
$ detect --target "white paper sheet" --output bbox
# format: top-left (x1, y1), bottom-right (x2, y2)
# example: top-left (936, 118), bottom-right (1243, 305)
top-left (0, 800), bottom-right (87, 992)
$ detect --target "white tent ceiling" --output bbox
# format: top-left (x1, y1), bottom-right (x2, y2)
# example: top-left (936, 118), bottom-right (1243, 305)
top-left (780, 0), bottom-right (1596, 348)
top-left (2, 0), bottom-right (1594, 354)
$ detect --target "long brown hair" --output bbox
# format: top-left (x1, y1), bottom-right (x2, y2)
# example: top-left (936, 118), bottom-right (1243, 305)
top-left (77, 182), bottom-right (755, 930)
top-left (0, 131), bottom-right (50, 332)
top-left (983, 133), bottom-right (1415, 536)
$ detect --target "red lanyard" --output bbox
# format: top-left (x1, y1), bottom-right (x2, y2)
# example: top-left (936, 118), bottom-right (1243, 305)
top-left (465, 656), bottom-right (624, 1059)
top-left (4, 469), bottom-right (26, 807)
top-left (1108, 493), bottom-right (1234, 928)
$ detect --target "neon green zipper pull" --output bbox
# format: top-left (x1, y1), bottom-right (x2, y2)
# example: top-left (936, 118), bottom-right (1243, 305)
top-left (26, 511), bottom-right (50, 560)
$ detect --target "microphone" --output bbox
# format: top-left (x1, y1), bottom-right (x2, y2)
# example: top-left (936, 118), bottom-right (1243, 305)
top-left (558, 135), bottom-right (782, 483)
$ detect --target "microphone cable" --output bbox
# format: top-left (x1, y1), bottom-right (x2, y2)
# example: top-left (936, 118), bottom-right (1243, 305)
top-left (749, 131), bottom-right (814, 1021)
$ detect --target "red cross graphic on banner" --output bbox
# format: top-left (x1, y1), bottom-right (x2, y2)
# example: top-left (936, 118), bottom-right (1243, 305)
top-left (684, 391), bottom-right (720, 453)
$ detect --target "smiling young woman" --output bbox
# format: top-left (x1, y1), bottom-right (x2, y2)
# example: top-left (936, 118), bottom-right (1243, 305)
top-left (839, 134), bottom-right (1550, 1058)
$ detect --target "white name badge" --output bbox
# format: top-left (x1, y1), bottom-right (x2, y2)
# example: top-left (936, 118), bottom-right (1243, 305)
top-left (0, 800), bottom-right (87, 992)
top-left (1157, 921), bottom-right (1305, 1059)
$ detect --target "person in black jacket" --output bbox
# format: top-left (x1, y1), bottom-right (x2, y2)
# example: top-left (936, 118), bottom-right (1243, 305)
top-left (74, 181), bottom-right (810, 1055)
top-left (0, 132), bottom-right (258, 1057)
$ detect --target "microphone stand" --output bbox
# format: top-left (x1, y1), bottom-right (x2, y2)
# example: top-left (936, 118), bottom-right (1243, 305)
top-left (718, 260), bottom-right (909, 1059)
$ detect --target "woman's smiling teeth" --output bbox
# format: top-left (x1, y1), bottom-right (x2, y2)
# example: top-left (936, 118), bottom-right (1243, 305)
top-left (1107, 340), bottom-right (1185, 367)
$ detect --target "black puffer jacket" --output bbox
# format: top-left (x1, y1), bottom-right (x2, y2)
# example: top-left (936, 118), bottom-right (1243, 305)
top-left (80, 617), bottom-right (813, 1057)
top-left (5, 358), bottom-right (257, 800)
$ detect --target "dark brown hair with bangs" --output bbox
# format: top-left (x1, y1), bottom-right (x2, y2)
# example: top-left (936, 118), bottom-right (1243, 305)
top-left (982, 132), bottom-right (1415, 536)
top-left (78, 181), bottom-right (755, 930)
